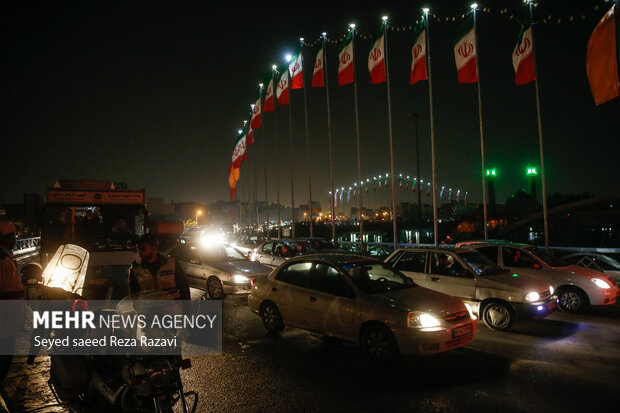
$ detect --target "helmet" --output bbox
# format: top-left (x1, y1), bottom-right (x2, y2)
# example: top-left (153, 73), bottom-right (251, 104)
top-left (21, 263), bottom-right (43, 285)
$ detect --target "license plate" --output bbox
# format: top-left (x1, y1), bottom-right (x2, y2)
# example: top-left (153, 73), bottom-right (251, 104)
top-left (452, 324), bottom-right (472, 338)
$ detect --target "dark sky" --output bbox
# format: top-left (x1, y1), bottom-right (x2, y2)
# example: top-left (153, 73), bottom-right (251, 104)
top-left (3, 0), bottom-right (619, 209)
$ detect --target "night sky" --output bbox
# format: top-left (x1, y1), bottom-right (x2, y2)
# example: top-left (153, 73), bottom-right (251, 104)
top-left (3, 0), bottom-right (619, 209)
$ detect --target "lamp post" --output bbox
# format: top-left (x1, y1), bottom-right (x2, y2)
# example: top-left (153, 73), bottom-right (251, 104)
top-left (196, 209), bottom-right (202, 226)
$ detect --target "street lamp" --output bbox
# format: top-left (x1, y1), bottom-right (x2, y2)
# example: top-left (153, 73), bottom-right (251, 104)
top-left (196, 209), bottom-right (203, 226)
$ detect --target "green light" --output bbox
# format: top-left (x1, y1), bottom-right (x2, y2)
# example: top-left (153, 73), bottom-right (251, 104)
top-left (526, 167), bottom-right (538, 176)
top-left (512, 273), bottom-right (519, 277)
top-left (485, 168), bottom-right (497, 177)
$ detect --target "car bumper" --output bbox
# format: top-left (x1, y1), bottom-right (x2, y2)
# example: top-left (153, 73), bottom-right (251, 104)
top-left (587, 283), bottom-right (619, 306)
top-left (393, 319), bottom-right (477, 356)
top-left (223, 281), bottom-right (252, 295)
top-left (512, 296), bottom-right (557, 319)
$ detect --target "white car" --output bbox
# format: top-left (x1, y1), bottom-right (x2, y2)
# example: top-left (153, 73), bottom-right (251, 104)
top-left (249, 254), bottom-right (477, 360)
top-left (385, 247), bottom-right (556, 331)
top-left (457, 241), bottom-right (620, 313)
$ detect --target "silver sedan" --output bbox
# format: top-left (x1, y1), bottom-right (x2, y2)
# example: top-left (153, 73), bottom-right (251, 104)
top-left (169, 243), bottom-right (272, 299)
top-left (248, 254), bottom-right (477, 360)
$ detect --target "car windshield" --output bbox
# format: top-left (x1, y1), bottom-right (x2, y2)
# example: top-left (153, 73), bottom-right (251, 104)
top-left (341, 261), bottom-right (416, 293)
top-left (527, 247), bottom-right (568, 267)
top-left (458, 251), bottom-right (507, 276)
top-left (200, 244), bottom-right (246, 262)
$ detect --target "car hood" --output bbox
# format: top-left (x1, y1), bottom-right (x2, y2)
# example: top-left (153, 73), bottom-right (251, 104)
top-left (368, 287), bottom-right (467, 318)
top-left (207, 260), bottom-right (272, 277)
top-left (481, 271), bottom-right (549, 291)
top-left (551, 264), bottom-right (605, 279)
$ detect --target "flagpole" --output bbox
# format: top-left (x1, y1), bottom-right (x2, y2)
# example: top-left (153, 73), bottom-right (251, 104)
top-left (285, 60), bottom-right (296, 240)
top-left (323, 33), bottom-right (337, 243)
top-left (300, 38), bottom-right (314, 238)
top-left (272, 67), bottom-right (282, 239)
top-left (423, 10), bottom-right (439, 246)
top-left (528, 0), bottom-right (549, 249)
top-left (257, 86), bottom-right (270, 239)
top-left (472, 5), bottom-right (489, 241)
top-left (351, 24), bottom-right (365, 253)
top-left (381, 17), bottom-right (398, 251)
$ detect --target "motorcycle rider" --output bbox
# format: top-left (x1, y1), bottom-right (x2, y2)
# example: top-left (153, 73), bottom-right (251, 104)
top-left (129, 234), bottom-right (190, 300)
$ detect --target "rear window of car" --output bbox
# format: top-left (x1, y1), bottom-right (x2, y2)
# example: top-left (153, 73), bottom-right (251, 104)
top-left (275, 262), bottom-right (311, 287)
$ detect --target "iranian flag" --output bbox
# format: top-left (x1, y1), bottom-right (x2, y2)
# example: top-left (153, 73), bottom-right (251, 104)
top-left (368, 28), bottom-right (386, 84)
top-left (410, 18), bottom-right (427, 85)
top-left (338, 32), bottom-right (354, 85)
top-left (263, 78), bottom-right (275, 112)
top-left (586, 4), bottom-right (620, 105)
top-left (289, 53), bottom-right (304, 89)
top-left (276, 69), bottom-right (289, 105)
top-left (250, 97), bottom-right (261, 129)
top-left (312, 48), bottom-right (325, 87)
top-left (247, 127), bottom-right (254, 145)
top-left (454, 14), bottom-right (478, 84)
top-left (512, 25), bottom-right (535, 85)
top-left (231, 131), bottom-right (247, 168)
top-left (228, 164), bottom-right (240, 201)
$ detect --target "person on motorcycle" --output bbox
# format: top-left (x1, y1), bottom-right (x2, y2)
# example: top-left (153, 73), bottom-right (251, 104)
top-left (129, 234), bottom-right (190, 300)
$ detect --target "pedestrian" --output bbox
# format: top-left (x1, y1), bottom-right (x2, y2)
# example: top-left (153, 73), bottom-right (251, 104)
top-left (0, 219), bottom-right (25, 388)
top-left (129, 234), bottom-right (190, 300)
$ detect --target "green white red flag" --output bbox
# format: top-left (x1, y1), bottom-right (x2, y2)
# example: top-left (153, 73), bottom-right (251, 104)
top-left (454, 14), bottom-right (478, 84)
top-left (312, 47), bottom-right (324, 87)
top-left (247, 127), bottom-right (254, 145)
top-left (368, 28), bottom-right (386, 84)
top-left (338, 32), bottom-right (354, 85)
top-left (410, 18), bottom-right (427, 85)
top-left (250, 96), bottom-right (261, 129)
top-left (276, 69), bottom-right (289, 105)
top-left (512, 25), bottom-right (536, 85)
top-left (231, 130), bottom-right (247, 169)
top-left (263, 78), bottom-right (274, 112)
top-left (289, 53), bottom-right (304, 89)
top-left (586, 4), bottom-right (619, 105)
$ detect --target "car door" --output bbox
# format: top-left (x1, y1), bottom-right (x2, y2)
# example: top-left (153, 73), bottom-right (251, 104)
top-left (303, 263), bottom-right (357, 340)
top-left (256, 242), bottom-right (274, 266)
top-left (271, 261), bottom-right (313, 328)
top-left (426, 252), bottom-right (476, 300)
top-left (173, 246), bottom-right (205, 289)
top-left (271, 242), bottom-right (289, 267)
top-left (393, 251), bottom-right (428, 286)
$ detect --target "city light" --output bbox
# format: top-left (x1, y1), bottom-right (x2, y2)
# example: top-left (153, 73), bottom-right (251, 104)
top-left (259, 83), bottom-right (263, 88)
top-left (322, 32), bottom-right (327, 36)
top-left (422, 8), bottom-right (429, 14)
top-left (471, 3), bottom-right (478, 9)
top-left (272, 64), bottom-right (277, 70)
top-left (285, 54), bottom-right (292, 62)
top-left (526, 166), bottom-right (538, 176)
top-left (485, 168), bottom-right (497, 177)
top-left (349, 23), bottom-right (356, 29)
top-left (382, 16), bottom-right (388, 22)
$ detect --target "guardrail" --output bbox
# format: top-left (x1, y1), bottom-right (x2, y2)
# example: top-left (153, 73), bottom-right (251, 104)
top-left (14, 237), bottom-right (40, 256)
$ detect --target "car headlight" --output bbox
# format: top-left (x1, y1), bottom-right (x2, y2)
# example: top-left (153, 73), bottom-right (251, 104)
top-left (549, 286), bottom-right (554, 295)
top-left (233, 274), bottom-right (250, 284)
top-left (524, 291), bottom-right (540, 302)
top-left (407, 311), bottom-right (441, 328)
top-left (592, 278), bottom-right (611, 289)
top-left (464, 303), bottom-right (477, 320)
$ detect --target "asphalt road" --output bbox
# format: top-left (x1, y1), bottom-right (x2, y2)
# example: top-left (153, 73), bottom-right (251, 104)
top-left (3, 289), bottom-right (619, 413)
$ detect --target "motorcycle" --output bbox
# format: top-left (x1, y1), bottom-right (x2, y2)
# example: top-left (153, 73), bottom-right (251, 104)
top-left (21, 244), bottom-right (199, 413)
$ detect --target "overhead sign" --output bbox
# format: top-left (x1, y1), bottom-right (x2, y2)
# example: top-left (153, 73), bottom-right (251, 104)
top-left (46, 190), bottom-right (145, 205)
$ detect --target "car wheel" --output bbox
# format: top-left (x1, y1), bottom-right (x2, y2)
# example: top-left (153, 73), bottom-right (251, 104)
top-left (206, 277), bottom-right (224, 300)
top-left (360, 324), bottom-right (398, 361)
top-left (481, 301), bottom-right (514, 331)
top-left (260, 301), bottom-right (284, 334)
top-left (557, 287), bottom-right (588, 313)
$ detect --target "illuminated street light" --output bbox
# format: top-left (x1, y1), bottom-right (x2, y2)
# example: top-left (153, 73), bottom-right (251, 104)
top-left (259, 83), bottom-right (263, 88)
top-left (526, 166), bottom-right (538, 176)
top-left (322, 32), bottom-right (327, 37)
top-left (272, 64), bottom-right (277, 70)
top-left (422, 8), bottom-right (429, 14)
top-left (382, 16), bottom-right (388, 22)
top-left (485, 168), bottom-right (497, 177)
top-left (238, 129), bottom-right (243, 134)
top-left (285, 54), bottom-right (292, 62)
top-left (349, 23), bottom-right (356, 29)
top-left (196, 209), bottom-right (203, 226)
top-left (471, 3), bottom-right (478, 9)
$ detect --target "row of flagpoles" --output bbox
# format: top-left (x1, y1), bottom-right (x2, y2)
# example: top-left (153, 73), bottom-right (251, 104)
top-left (229, 1), bottom-right (619, 249)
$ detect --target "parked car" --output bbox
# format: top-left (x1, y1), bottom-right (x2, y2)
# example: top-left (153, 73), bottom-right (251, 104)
top-left (338, 243), bottom-right (394, 260)
top-left (561, 252), bottom-right (620, 284)
top-left (292, 237), bottom-right (347, 253)
top-left (248, 254), bottom-right (477, 360)
top-left (168, 243), bottom-right (272, 299)
top-left (385, 247), bottom-right (556, 331)
top-left (231, 234), bottom-right (266, 258)
top-left (456, 241), bottom-right (619, 313)
top-left (251, 239), bottom-right (338, 268)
